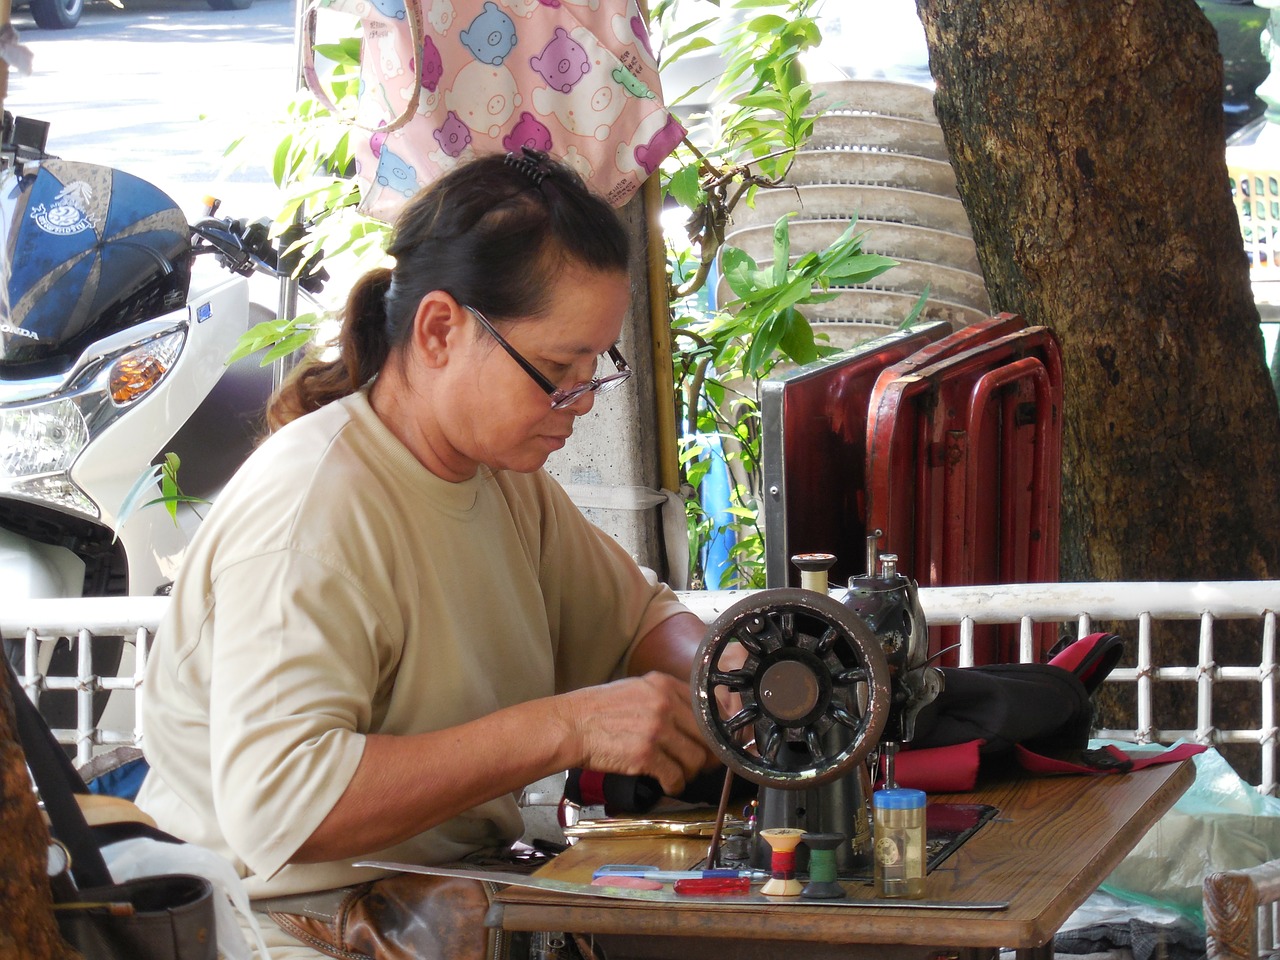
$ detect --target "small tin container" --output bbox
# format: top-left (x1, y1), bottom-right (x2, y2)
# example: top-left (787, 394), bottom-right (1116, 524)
top-left (872, 787), bottom-right (926, 899)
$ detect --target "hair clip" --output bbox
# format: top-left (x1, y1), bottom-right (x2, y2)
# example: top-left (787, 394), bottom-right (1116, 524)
top-left (504, 146), bottom-right (552, 187)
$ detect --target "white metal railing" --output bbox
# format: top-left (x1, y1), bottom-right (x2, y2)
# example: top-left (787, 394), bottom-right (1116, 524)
top-left (5, 582), bottom-right (1279, 789)
top-left (4, 596), bottom-right (167, 765)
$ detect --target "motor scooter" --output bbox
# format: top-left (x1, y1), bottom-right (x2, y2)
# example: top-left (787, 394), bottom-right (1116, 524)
top-left (0, 115), bottom-right (324, 734)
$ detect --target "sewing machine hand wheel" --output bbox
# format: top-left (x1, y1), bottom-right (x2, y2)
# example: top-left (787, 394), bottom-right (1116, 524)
top-left (691, 588), bottom-right (892, 788)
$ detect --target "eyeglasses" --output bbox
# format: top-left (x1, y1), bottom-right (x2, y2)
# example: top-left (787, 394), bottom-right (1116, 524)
top-left (464, 305), bottom-right (632, 411)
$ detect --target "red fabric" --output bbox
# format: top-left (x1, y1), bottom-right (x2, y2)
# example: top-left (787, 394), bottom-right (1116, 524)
top-left (1047, 632), bottom-right (1108, 673)
top-left (1015, 741), bottom-right (1206, 776)
top-left (888, 740), bottom-right (983, 792)
top-left (575, 769), bottom-right (608, 806)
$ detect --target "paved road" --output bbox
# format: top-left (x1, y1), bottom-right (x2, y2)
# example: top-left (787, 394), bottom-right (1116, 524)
top-left (6, 0), bottom-right (299, 219)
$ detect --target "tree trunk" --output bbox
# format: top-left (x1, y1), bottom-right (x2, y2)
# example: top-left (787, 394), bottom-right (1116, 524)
top-left (0, 676), bottom-right (81, 959)
top-left (915, 0), bottom-right (1280, 775)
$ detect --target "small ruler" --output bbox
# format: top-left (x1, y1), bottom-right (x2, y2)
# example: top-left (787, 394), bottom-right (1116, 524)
top-left (355, 860), bottom-right (1009, 911)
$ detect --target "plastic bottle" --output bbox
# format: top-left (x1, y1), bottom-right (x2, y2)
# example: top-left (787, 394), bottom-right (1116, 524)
top-left (872, 787), bottom-right (926, 899)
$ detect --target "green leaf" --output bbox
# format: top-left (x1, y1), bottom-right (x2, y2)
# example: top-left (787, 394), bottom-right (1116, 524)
top-left (665, 35), bottom-right (716, 64)
top-left (826, 255), bottom-right (900, 284)
top-left (771, 214), bottom-right (793, 286)
top-left (776, 306), bottom-right (818, 364)
top-left (666, 163), bottom-right (703, 210)
top-left (271, 135), bottom-right (292, 189)
top-left (312, 41), bottom-right (360, 66)
top-left (262, 330), bottom-right (317, 365)
top-left (719, 245), bottom-right (770, 301)
top-left (745, 13), bottom-right (788, 33)
top-left (743, 311), bottom-right (786, 377)
top-left (900, 284), bottom-right (933, 329)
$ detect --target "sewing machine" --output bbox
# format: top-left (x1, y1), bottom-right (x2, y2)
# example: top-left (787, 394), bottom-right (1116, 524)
top-left (690, 538), bottom-right (944, 877)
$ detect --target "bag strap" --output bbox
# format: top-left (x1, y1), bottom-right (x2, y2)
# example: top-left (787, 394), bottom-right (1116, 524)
top-left (301, 0), bottom-right (425, 134)
top-left (5, 659), bottom-right (113, 890)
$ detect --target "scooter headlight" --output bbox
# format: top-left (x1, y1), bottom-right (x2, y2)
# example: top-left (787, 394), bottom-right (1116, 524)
top-left (0, 398), bottom-right (89, 478)
top-left (0, 397), bottom-right (96, 516)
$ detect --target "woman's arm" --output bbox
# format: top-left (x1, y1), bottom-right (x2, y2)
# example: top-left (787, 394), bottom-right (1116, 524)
top-left (625, 611), bottom-right (709, 679)
top-left (293, 669), bottom-right (711, 863)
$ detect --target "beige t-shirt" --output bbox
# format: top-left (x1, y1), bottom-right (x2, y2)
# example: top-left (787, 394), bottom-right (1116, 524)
top-left (135, 391), bottom-right (687, 897)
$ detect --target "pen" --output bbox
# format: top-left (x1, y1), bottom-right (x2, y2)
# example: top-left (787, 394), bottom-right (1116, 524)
top-left (592, 865), bottom-right (763, 881)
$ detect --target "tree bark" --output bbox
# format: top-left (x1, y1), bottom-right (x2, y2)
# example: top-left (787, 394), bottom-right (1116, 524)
top-left (0, 676), bottom-right (81, 959)
top-left (915, 0), bottom-right (1280, 773)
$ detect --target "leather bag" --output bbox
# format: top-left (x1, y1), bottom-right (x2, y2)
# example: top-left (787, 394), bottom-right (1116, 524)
top-left (6, 661), bottom-right (217, 960)
top-left (262, 872), bottom-right (505, 960)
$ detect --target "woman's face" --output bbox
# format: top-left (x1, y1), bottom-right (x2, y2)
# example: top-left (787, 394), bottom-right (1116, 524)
top-left (428, 262), bottom-right (632, 479)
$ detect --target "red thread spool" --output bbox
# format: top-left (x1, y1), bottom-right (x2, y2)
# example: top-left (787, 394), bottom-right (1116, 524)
top-left (759, 827), bottom-right (805, 896)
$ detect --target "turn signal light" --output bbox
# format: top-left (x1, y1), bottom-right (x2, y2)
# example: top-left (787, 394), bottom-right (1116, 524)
top-left (110, 354), bottom-right (169, 403)
top-left (107, 330), bottom-right (185, 405)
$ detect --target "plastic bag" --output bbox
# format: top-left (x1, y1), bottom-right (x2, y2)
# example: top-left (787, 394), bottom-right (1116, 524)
top-left (1098, 742), bottom-right (1280, 930)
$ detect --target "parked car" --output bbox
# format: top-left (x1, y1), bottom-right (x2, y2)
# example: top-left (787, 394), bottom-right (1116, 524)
top-left (25, 0), bottom-right (254, 32)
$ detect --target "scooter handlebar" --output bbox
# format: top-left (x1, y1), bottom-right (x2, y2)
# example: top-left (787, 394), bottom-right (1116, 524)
top-left (190, 216), bottom-right (328, 294)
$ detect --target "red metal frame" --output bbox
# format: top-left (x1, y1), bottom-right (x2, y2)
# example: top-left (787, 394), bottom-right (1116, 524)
top-left (864, 318), bottom-right (1063, 664)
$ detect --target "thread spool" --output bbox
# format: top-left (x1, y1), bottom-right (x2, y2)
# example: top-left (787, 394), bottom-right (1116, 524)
top-left (759, 827), bottom-right (806, 896)
top-left (800, 833), bottom-right (847, 900)
top-left (791, 553), bottom-right (837, 594)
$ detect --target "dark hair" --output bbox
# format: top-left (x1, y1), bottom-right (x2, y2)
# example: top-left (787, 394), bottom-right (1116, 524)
top-left (267, 151), bottom-right (631, 430)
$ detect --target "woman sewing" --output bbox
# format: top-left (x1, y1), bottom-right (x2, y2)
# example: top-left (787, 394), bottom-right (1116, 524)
top-left (135, 149), bottom-right (715, 959)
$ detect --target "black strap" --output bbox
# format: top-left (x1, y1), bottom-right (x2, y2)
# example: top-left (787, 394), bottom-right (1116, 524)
top-left (6, 659), bottom-right (113, 889)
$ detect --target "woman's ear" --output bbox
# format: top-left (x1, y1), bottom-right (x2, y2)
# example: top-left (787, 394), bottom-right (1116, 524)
top-left (411, 292), bottom-right (468, 369)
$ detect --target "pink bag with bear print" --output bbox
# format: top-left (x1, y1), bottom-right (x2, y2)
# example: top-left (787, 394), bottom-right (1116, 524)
top-left (302, 0), bottom-right (686, 222)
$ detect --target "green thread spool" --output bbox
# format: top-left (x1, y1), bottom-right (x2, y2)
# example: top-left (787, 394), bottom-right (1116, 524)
top-left (800, 833), bottom-right (846, 900)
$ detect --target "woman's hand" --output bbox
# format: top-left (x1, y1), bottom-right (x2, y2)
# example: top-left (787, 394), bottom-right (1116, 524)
top-left (554, 672), bottom-right (714, 796)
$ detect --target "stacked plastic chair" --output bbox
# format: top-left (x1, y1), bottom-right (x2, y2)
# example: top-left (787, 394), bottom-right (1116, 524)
top-left (718, 79), bottom-right (991, 349)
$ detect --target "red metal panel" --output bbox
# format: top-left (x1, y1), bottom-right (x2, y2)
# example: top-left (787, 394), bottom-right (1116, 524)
top-left (864, 321), bottom-right (1063, 664)
top-left (768, 325), bottom-right (950, 588)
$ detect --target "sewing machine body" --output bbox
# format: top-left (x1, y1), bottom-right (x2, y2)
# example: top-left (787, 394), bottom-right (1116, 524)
top-left (693, 553), bottom-right (943, 879)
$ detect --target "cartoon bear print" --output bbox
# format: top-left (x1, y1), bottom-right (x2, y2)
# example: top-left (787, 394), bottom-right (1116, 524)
top-left (426, 0), bottom-right (456, 34)
top-left (374, 24), bottom-right (406, 81)
top-left (365, 0), bottom-right (406, 19)
top-left (494, 0), bottom-right (541, 19)
top-left (610, 65), bottom-right (653, 100)
top-left (620, 111), bottom-right (684, 177)
top-left (626, 10), bottom-right (656, 63)
top-left (558, 144), bottom-right (594, 183)
top-left (445, 60), bottom-right (521, 139)
top-left (375, 146), bottom-right (420, 197)
top-left (418, 34), bottom-right (445, 91)
top-left (433, 110), bottom-right (472, 158)
top-left (531, 27), bottom-right (628, 142)
top-left (529, 26), bottom-right (590, 94)
top-left (459, 1), bottom-right (518, 66)
top-left (502, 112), bottom-right (553, 153)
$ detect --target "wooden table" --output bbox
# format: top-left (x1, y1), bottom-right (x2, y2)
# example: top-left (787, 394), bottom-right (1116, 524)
top-left (493, 760), bottom-right (1195, 960)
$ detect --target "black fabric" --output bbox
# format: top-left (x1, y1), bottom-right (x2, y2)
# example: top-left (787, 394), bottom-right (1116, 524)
top-left (7, 657), bottom-right (113, 888)
top-left (1055, 917), bottom-right (1207, 960)
top-left (909, 662), bottom-right (1094, 757)
top-left (565, 766), bottom-right (756, 816)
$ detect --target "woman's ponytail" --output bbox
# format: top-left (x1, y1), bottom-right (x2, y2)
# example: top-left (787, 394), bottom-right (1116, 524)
top-left (266, 267), bottom-right (394, 431)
